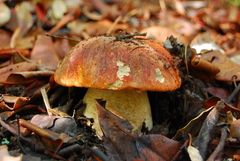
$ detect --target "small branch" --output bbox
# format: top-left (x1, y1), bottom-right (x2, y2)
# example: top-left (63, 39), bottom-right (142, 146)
top-left (40, 87), bottom-right (52, 116)
top-left (115, 32), bottom-right (147, 41)
top-left (90, 146), bottom-right (109, 161)
top-left (206, 126), bottom-right (228, 161)
top-left (44, 33), bottom-right (80, 42)
top-left (226, 82), bottom-right (240, 104)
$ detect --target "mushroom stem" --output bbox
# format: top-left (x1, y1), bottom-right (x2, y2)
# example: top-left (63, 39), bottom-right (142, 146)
top-left (83, 88), bottom-right (152, 136)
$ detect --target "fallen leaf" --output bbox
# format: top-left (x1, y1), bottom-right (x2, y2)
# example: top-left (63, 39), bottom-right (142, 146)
top-left (187, 144), bottom-right (203, 161)
top-left (6, 70), bottom-right (54, 84)
top-left (140, 26), bottom-right (188, 44)
top-left (190, 50), bottom-right (240, 82)
top-left (95, 99), bottom-right (140, 161)
top-left (173, 104), bottom-right (214, 141)
top-left (136, 141), bottom-right (166, 161)
top-left (69, 19), bottom-right (129, 37)
top-left (230, 119), bottom-right (240, 137)
top-left (138, 134), bottom-right (181, 161)
top-left (0, 2), bottom-right (11, 27)
top-left (30, 115), bottom-right (77, 135)
top-left (201, 50), bottom-right (240, 81)
top-left (192, 100), bottom-right (225, 159)
top-left (207, 87), bottom-right (231, 102)
top-left (0, 95), bottom-right (30, 112)
top-left (16, 1), bottom-right (34, 36)
top-left (190, 51), bottom-right (220, 82)
top-left (0, 145), bottom-right (22, 161)
top-left (30, 34), bottom-right (60, 68)
top-left (0, 62), bottom-right (38, 82)
top-left (96, 99), bottom-right (181, 161)
top-left (0, 29), bottom-right (11, 48)
top-left (191, 32), bottom-right (224, 54)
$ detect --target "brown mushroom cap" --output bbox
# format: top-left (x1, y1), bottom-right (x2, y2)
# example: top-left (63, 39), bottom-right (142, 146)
top-left (54, 35), bottom-right (181, 91)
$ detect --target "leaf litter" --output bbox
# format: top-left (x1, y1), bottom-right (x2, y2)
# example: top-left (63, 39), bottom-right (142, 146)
top-left (0, 0), bottom-right (240, 160)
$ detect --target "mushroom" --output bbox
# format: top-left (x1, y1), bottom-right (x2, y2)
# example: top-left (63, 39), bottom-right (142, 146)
top-left (54, 34), bottom-right (181, 136)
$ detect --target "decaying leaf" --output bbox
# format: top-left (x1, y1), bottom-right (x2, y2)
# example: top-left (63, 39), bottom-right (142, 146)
top-left (0, 2), bottom-right (11, 27)
top-left (30, 115), bottom-right (77, 135)
top-left (173, 104), bottom-right (214, 141)
top-left (0, 145), bottom-right (22, 161)
top-left (6, 70), bottom-right (55, 84)
top-left (192, 100), bottom-right (225, 159)
top-left (187, 143), bottom-right (203, 161)
top-left (0, 0), bottom-right (240, 160)
top-left (190, 51), bottom-right (220, 82)
top-left (230, 119), bottom-right (240, 137)
top-left (95, 99), bottom-right (139, 160)
top-left (16, 1), bottom-right (34, 36)
top-left (206, 52), bottom-right (240, 82)
top-left (140, 26), bottom-right (188, 44)
top-left (0, 95), bottom-right (30, 112)
top-left (191, 32), bottom-right (224, 54)
top-left (96, 99), bottom-right (181, 161)
top-left (30, 34), bottom-right (60, 68)
top-left (192, 50), bottom-right (240, 82)
top-left (138, 134), bottom-right (181, 160)
top-left (207, 87), bottom-right (231, 102)
top-left (0, 29), bottom-right (11, 48)
top-left (0, 62), bottom-right (38, 82)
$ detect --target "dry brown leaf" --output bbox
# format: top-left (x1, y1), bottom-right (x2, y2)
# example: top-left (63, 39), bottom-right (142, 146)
top-left (0, 95), bottom-right (30, 112)
top-left (191, 32), bottom-right (224, 54)
top-left (0, 29), bottom-right (11, 49)
top-left (207, 87), bottom-right (230, 102)
top-left (10, 27), bottom-right (35, 49)
top-left (82, 0), bottom-right (120, 20)
top-left (140, 26), bottom-right (188, 44)
top-left (16, 1), bottom-right (34, 36)
top-left (95, 99), bottom-right (140, 160)
top-left (6, 70), bottom-right (54, 84)
top-left (30, 115), bottom-right (77, 135)
top-left (19, 118), bottom-right (74, 152)
top-left (190, 52), bottom-right (220, 79)
top-left (136, 141), bottom-right (166, 161)
top-left (173, 104), bottom-right (214, 141)
top-left (192, 100), bottom-right (225, 159)
top-left (96, 99), bottom-right (181, 160)
top-left (200, 50), bottom-right (240, 81)
top-left (0, 145), bottom-right (22, 161)
top-left (138, 134), bottom-right (181, 160)
top-left (0, 62), bottom-right (38, 82)
top-left (230, 119), bottom-right (240, 137)
top-left (0, 2), bottom-right (11, 27)
top-left (48, 6), bottom-right (80, 35)
top-left (187, 144), bottom-right (203, 161)
top-left (30, 34), bottom-right (60, 68)
top-left (54, 39), bottom-right (72, 60)
top-left (69, 19), bottom-right (129, 37)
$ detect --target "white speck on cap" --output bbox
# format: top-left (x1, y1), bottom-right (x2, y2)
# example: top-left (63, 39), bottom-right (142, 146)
top-left (108, 61), bottom-right (131, 89)
top-left (155, 68), bottom-right (165, 83)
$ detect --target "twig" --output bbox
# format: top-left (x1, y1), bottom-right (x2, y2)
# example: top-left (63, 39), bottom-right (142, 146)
top-left (40, 87), bottom-right (52, 116)
top-left (44, 33), bottom-right (80, 42)
top-left (184, 44), bottom-right (189, 75)
top-left (16, 114), bottom-right (27, 154)
top-left (226, 82), bottom-right (240, 104)
top-left (206, 126), bottom-right (228, 161)
top-left (115, 32), bottom-right (147, 41)
top-left (192, 100), bottom-right (225, 159)
top-left (90, 146), bottom-right (109, 161)
top-left (107, 15), bottom-right (122, 34)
